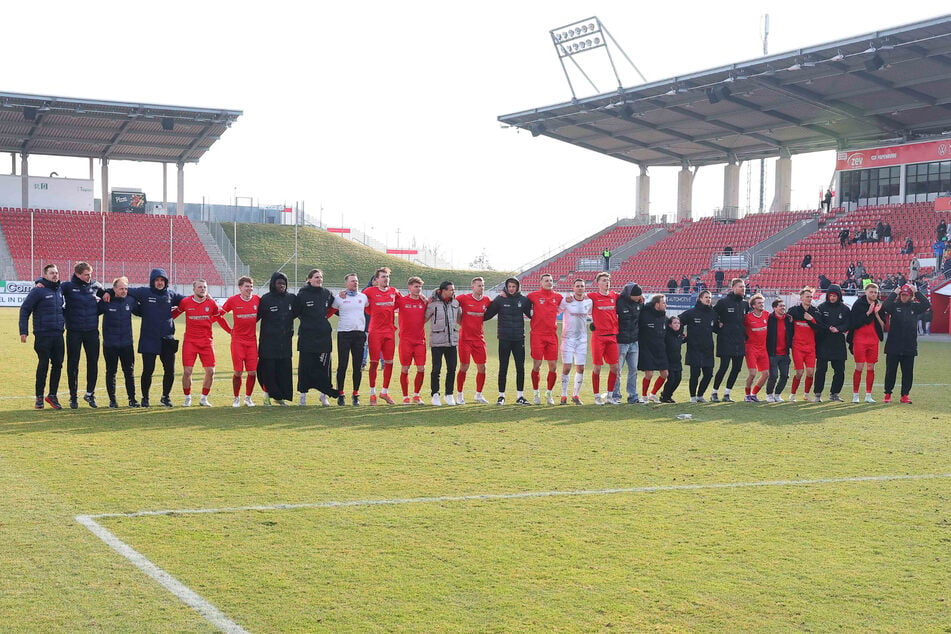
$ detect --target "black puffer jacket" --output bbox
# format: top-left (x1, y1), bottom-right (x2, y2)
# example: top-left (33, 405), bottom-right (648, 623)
top-left (258, 272), bottom-right (296, 359)
top-left (881, 291), bottom-right (930, 356)
top-left (18, 277), bottom-right (64, 338)
top-left (294, 283), bottom-right (335, 354)
top-left (816, 285), bottom-right (850, 361)
top-left (680, 300), bottom-right (717, 367)
top-left (637, 305), bottom-right (668, 371)
top-left (616, 283), bottom-right (643, 344)
top-left (714, 292), bottom-right (749, 357)
top-left (61, 273), bottom-right (105, 332)
top-left (484, 278), bottom-right (531, 342)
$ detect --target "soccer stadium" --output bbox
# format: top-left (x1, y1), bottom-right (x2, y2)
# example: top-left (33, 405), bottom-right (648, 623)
top-left (1, 10), bottom-right (949, 632)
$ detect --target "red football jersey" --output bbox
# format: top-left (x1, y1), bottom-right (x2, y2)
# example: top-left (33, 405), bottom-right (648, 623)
top-left (172, 296), bottom-right (221, 345)
top-left (744, 311), bottom-right (768, 349)
top-left (365, 286), bottom-right (401, 335)
top-left (587, 291), bottom-right (619, 336)
top-left (396, 294), bottom-right (428, 345)
top-left (527, 289), bottom-right (564, 339)
top-left (456, 293), bottom-right (491, 342)
top-left (221, 294), bottom-right (260, 342)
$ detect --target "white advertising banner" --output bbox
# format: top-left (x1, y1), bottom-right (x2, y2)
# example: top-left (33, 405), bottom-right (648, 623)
top-left (0, 175), bottom-right (95, 210)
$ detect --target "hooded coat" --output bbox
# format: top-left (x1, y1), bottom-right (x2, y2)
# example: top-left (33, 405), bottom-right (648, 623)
top-left (484, 278), bottom-right (531, 342)
top-left (816, 284), bottom-right (850, 361)
top-left (258, 272), bottom-right (296, 359)
top-left (616, 283), bottom-right (643, 344)
top-left (637, 302), bottom-right (668, 371)
top-left (679, 299), bottom-right (717, 367)
top-left (127, 268), bottom-right (184, 355)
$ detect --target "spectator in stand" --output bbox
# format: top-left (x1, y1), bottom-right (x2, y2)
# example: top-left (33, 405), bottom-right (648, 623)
top-left (846, 262), bottom-right (856, 280)
top-left (875, 220), bottom-right (885, 243)
top-left (667, 277), bottom-right (678, 294)
top-left (896, 272), bottom-right (907, 287)
top-left (901, 237), bottom-right (914, 255)
top-left (813, 285), bottom-right (850, 402)
top-left (765, 297), bottom-right (793, 403)
top-left (933, 238), bottom-right (946, 273)
top-left (918, 308), bottom-right (932, 336)
top-left (909, 258), bottom-right (920, 283)
top-left (839, 228), bottom-right (850, 248)
top-left (882, 222), bottom-right (892, 244)
top-left (680, 290), bottom-right (717, 403)
top-left (19, 264), bottom-right (65, 410)
top-left (843, 277), bottom-right (858, 294)
top-left (854, 261), bottom-right (866, 281)
top-left (680, 275), bottom-right (691, 294)
top-left (659, 315), bottom-right (685, 404)
top-left (714, 268), bottom-right (725, 292)
top-left (823, 189), bottom-right (833, 213)
top-left (818, 274), bottom-right (831, 291)
top-left (937, 219), bottom-right (947, 242)
top-left (880, 284), bottom-right (930, 404)
top-left (61, 261), bottom-right (104, 409)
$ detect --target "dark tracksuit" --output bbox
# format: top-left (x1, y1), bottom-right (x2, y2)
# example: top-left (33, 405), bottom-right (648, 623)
top-left (61, 274), bottom-right (105, 400)
top-left (258, 272), bottom-right (297, 401)
top-left (19, 278), bottom-right (65, 399)
top-left (483, 284), bottom-right (532, 393)
top-left (294, 284), bottom-right (340, 398)
top-left (880, 291), bottom-right (930, 397)
top-left (713, 292), bottom-right (749, 392)
top-left (814, 287), bottom-right (850, 397)
top-left (128, 268), bottom-right (184, 402)
top-left (679, 300), bottom-right (717, 398)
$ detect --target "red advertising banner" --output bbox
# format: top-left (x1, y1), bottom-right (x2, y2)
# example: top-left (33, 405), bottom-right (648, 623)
top-left (836, 138), bottom-right (951, 171)
top-left (386, 249), bottom-right (418, 255)
top-left (327, 227), bottom-right (351, 234)
top-left (935, 197), bottom-right (951, 212)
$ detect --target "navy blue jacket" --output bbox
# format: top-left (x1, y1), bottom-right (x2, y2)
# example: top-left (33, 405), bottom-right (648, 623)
top-left (99, 294), bottom-right (137, 348)
top-left (127, 268), bottom-right (184, 354)
top-left (61, 274), bottom-right (104, 332)
top-left (19, 278), bottom-right (65, 338)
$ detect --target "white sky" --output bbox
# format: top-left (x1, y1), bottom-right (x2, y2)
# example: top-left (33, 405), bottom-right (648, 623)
top-left (4, 1), bottom-right (948, 270)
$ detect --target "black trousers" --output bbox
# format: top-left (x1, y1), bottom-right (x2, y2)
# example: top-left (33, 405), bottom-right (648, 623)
top-left (766, 354), bottom-right (790, 395)
top-left (660, 367), bottom-right (682, 400)
top-left (813, 358), bottom-right (845, 395)
top-left (883, 354), bottom-right (915, 396)
top-left (713, 354), bottom-right (744, 391)
top-left (298, 351), bottom-right (339, 397)
top-left (67, 329), bottom-right (100, 398)
top-left (336, 331), bottom-right (366, 393)
top-left (104, 344), bottom-right (136, 401)
top-left (33, 334), bottom-right (65, 398)
top-left (141, 338), bottom-right (177, 400)
top-left (498, 339), bottom-right (526, 392)
top-left (431, 346), bottom-right (458, 396)
top-left (688, 365), bottom-right (713, 397)
top-left (258, 356), bottom-right (294, 401)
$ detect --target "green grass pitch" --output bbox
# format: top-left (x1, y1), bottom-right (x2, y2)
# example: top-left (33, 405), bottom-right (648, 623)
top-left (1, 308), bottom-right (948, 631)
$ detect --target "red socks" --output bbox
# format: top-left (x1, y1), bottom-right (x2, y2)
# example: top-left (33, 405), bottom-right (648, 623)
top-left (651, 376), bottom-right (666, 394)
top-left (232, 374), bottom-right (241, 397)
top-left (547, 371), bottom-right (557, 391)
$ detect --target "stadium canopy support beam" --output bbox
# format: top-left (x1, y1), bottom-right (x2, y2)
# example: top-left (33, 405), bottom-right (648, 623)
top-left (635, 165), bottom-right (650, 223)
top-left (88, 157), bottom-right (93, 181)
top-left (722, 157), bottom-right (740, 219)
top-left (20, 153), bottom-right (29, 209)
top-left (177, 162), bottom-right (185, 216)
top-left (162, 162), bottom-right (168, 213)
top-left (770, 148), bottom-right (792, 213)
top-left (677, 163), bottom-right (694, 221)
top-left (101, 158), bottom-right (109, 214)
top-left (10, 153), bottom-right (16, 176)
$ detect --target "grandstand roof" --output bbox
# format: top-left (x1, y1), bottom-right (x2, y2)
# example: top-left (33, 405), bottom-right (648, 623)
top-left (498, 15), bottom-right (951, 168)
top-left (0, 92), bottom-right (242, 164)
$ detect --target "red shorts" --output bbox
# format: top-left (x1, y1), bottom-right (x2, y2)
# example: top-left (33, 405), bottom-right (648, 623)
top-left (792, 346), bottom-right (816, 371)
top-left (459, 340), bottom-right (487, 365)
top-left (852, 339), bottom-right (880, 364)
top-left (398, 340), bottom-right (427, 366)
top-left (590, 335), bottom-right (619, 366)
top-left (183, 340), bottom-right (215, 368)
top-left (745, 347), bottom-right (769, 372)
top-left (368, 332), bottom-right (396, 362)
top-left (530, 335), bottom-right (559, 362)
top-left (231, 339), bottom-right (258, 372)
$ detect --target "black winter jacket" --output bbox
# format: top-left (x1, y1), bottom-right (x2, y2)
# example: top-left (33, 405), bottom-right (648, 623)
top-left (680, 301), bottom-right (717, 367)
top-left (881, 291), bottom-right (930, 356)
top-left (294, 284), bottom-right (335, 354)
top-left (616, 283), bottom-right (643, 344)
top-left (258, 272), bottom-right (297, 359)
top-left (765, 312), bottom-right (794, 356)
top-left (815, 287), bottom-right (850, 361)
top-left (484, 291), bottom-right (531, 342)
top-left (714, 292), bottom-right (749, 357)
top-left (637, 306), bottom-right (668, 371)
top-left (848, 296), bottom-right (885, 342)
top-left (664, 325), bottom-right (685, 371)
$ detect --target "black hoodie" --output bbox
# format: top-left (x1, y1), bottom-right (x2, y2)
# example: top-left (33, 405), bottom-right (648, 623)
top-left (484, 278), bottom-right (531, 342)
top-left (816, 284), bottom-right (850, 360)
top-left (258, 272), bottom-right (296, 359)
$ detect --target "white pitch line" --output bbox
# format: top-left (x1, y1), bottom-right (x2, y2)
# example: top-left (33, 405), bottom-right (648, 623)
top-left (75, 515), bottom-right (249, 634)
top-left (85, 473), bottom-right (951, 520)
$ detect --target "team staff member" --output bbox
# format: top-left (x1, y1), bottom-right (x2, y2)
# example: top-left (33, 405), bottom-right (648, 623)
top-left (638, 293), bottom-right (668, 403)
top-left (813, 285), bottom-right (850, 402)
top-left (848, 283), bottom-right (884, 403)
top-left (363, 267), bottom-right (400, 405)
top-left (614, 282), bottom-right (645, 404)
top-left (786, 286), bottom-right (821, 401)
top-left (61, 262), bottom-right (104, 408)
top-left (742, 294), bottom-right (769, 402)
top-left (711, 278), bottom-right (749, 402)
top-left (332, 273), bottom-right (369, 406)
top-left (172, 279), bottom-right (224, 407)
top-left (124, 268), bottom-right (184, 408)
top-left (588, 272), bottom-right (620, 405)
top-left (257, 272), bottom-right (296, 405)
top-left (764, 298), bottom-right (794, 403)
top-left (483, 277), bottom-right (532, 405)
top-left (99, 276), bottom-right (139, 408)
top-left (426, 281), bottom-right (461, 406)
top-left (294, 269), bottom-right (340, 406)
top-left (680, 290), bottom-right (717, 403)
top-left (396, 277), bottom-right (429, 404)
top-left (558, 279), bottom-right (592, 405)
top-left (880, 284), bottom-right (930, 404)
top-left (527, 273), bottom-right (563, 405)
top-left (220, 276), bottom-right (260, 408)
top-left (454, 277), bottom-right (492, 404)
top-left (19, 264), bottom-right (65, 410)
top-left (659, 315), bottom-right (686, 403)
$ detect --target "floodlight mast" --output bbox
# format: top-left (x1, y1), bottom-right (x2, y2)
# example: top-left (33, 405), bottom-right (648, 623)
top-left (550, 17), bottom-right (647, 100)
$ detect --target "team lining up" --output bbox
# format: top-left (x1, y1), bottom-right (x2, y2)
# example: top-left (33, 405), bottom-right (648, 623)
top-left (18, 263), bottom-right (931, 409)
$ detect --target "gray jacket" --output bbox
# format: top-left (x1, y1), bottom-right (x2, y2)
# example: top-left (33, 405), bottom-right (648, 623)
top-left (426, 296), bottom-right (461, 347)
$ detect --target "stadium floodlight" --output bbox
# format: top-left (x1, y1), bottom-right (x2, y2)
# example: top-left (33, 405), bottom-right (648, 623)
top-left (549, 16), bottom-right (646, 100)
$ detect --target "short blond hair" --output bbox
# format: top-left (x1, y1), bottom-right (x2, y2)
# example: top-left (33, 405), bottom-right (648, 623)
top-left (408, 276), bottom-right (423, 286)
top-left (595, 272), bottom-right (611, 282)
